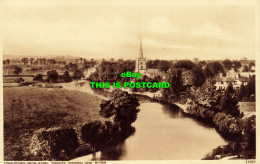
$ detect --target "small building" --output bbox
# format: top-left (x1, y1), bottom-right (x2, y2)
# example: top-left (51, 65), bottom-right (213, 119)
top-left (214, 76), bottom-right (250, 90)
top-left (153, 90), bottom-right (163, 98)
top-left (214, 68), bottom-right (252, 90)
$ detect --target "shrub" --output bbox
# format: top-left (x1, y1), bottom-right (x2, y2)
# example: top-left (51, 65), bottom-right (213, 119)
top-left (33, 74), bottom-right (43, 81)
top-left (81, 121), bottom-right (111, 151)
top-left (30, 127), bottom-right (79, 160)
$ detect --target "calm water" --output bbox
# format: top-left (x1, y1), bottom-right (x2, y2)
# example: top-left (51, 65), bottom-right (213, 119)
top-left (65, 81), bottom-right (227, 160)
top-left (100, 102), bottom-right (227, 160)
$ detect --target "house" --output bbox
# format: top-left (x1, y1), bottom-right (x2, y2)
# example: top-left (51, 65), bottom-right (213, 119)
top-left (153, 90), bottom-right (163, 98)
top-left (214, 68), bottom-right (252, 90)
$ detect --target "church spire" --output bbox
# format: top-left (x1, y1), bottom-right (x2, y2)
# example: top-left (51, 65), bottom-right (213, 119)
top-left (139, 37), bottom-right (144, 59)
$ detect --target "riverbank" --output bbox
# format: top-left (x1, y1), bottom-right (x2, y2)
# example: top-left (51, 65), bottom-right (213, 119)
top-left (95, 87), bottom-right (255, 160)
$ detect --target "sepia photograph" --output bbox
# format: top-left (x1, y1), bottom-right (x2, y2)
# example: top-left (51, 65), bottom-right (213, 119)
top-left (1, 0), bottom-right (258, 163)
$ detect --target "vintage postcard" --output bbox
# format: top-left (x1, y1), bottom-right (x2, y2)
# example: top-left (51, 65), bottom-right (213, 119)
top-left (0, 0), bottom-right (259, 164)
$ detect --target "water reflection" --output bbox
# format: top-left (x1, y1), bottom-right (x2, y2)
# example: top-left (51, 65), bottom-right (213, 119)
top-left (161, 104), bottom-right (184, 119)
top-left (101, 143), bottom-right (127, 160)
top-left (100, 102), bottom-right (227, 160)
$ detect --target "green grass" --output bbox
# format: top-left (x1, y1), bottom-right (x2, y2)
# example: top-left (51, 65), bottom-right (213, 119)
top-left (4, 87), bottom-right (104, 160)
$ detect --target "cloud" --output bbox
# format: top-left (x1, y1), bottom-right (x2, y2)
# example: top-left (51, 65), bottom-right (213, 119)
top-left (2, 5), bottom-right (255, 60)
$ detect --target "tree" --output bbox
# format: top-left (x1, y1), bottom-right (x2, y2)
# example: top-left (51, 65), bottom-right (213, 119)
top-left (245, 76), bottom-right (255, 101)
top-left (63, 71), bottom-right (72, 82)
top-left (242, 65), bottom-right (249, 72)
top-left (173, 60), bottom-right (195, 70)
top-left (237, 84), bottom-right (247, 101)
top-left (233, 61), bottom-right (242, 71)
top-left (146, 59), bottom-right (160, 69)
top-left (204, 62), bottom-right (225, 78)
top-left (6, 59), bottom-right (10, 65)
top-left (198, 61), bottom-right (207, 67)
top-left (42, 58), bottom-right (47, 65)
top-left (13, 66), bottom-right (22, 75)
top-left (46, 70), bottom-right (59, 83)
top-left (222, 60), bottom-right (233, 70)
top-left (73, 69), bottom-right (85, 80)
top-left (158, 60), bottom-right (171, 72)
top-left (219, 84), bottom-right (240, 117)
top-left (81, 121), bottom-right (110, 152)
top-left (33, 74), bottom-right (43, 81)
top-left (162, 69), bottom-right (183, 102)
top-left (79, 58), bottom-right (83, 64)
top-left (48, 59), bottom-right (56, 65)
top-left (30, 58), bottom-right (34, 65)
top-left (249, 62), bottom-right (255, 72)
top-left (67, 62), bottom-right (78, 71)
top-left (100, 89), bottom-right (140, 128)
top-left (21, 58), bottom-right (29, 65)
top-left (192, 65), bottom-right (206, 87)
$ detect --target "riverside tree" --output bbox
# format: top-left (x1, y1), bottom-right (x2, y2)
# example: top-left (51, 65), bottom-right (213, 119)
top-left (99, 89), bottom-right (140, 129)
top-left (162, 69), bottom-right (183, 103)
top-left (219, 84), bottom-right (241, 117)
top-left (81, 121), bottom-right (110, 152)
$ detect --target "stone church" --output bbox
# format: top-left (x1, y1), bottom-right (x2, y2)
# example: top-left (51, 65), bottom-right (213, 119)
top-left (135, 38), bottom-right (165, 79)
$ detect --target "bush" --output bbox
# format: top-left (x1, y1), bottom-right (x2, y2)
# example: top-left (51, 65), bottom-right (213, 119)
top-left (81, 121), bottom-right (112, 151)
top-left (33, 74), bottom-right (43, 81)
top-left (30, 127), bottom-right (79, 160)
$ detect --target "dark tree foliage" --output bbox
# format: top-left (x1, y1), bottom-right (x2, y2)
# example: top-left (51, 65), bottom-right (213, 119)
top-left (222, 60), bottom-right (233, 70)
top-left (131, 75), bottom-right (160, 93)
top-left (66, 62), bottom-right (78, 71)
top-left (89, 60), bottom-right (135, 83)
top-left (240, 115), bottom-right (256, 158)
top-left (99, 89), bottom-right (140, 128)
top-left (158, 60), bottom-right (171, 72)
top-left (73, 69), bottom-right (85, 80)
top-left (81, 121), bottom-right (111, 151)
top-left (21, 58), bottom-right (29, 65)
top-left (242, 65), bottom-right (249, 72)
top-left (13, 66), bottom-right (22, 75)
top-left (192, 65), bottom-right (206, 87)
top-left (83, 60), bottom-right (96, 68)
top-left (46, 70), bottom-right (59, 83)
top-left (162, 69), bottom-right (183, 103)
top-left (173, 60), bottom-right (195, 70)
top-left (63, 71), bottom-right (72, 82)
top-left (198, 61), bottom-right (207, 67)
top-left (33, 74), bottom-right (43, 81)
top-left (249, 62), bottom-right (255, 71)
top-left (204, 62), bottom-right (225, 78)
top-left (219, 84), bottom-right (240, 117)
top-left (245, 76), bottom-right (255, 101)
top-left (235, 76), bottom-right (255, 102)
top-left (47, 59), bottom-right (56, 65)
top-left (233, 61), bottom-right (242, 71)
top-left (146, 59), bottom-right (160, 69)
top-left (237, 84), bottom-right (247, 101)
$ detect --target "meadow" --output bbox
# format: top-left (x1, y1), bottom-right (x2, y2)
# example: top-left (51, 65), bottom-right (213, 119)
top-left (4, 87), bottom-right (103, 160)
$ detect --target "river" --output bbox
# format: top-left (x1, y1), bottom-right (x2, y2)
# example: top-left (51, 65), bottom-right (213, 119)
top-left (63, 81), bottom-right (227, 160)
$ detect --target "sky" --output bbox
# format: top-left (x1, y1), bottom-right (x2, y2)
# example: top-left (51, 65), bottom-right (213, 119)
top-left (2, 0), bottom-right (257, 60)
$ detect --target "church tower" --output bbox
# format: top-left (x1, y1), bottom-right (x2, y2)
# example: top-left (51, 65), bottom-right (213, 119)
top-left (135, 37), bottom-right (146, 73)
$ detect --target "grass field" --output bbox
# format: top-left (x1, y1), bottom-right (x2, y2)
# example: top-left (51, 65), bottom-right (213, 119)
top-left (4, 87), bottom-right (104, 160)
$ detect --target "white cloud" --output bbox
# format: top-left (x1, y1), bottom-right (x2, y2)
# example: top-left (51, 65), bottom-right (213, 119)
top-left (143, 17), bottom-right (180, 34)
